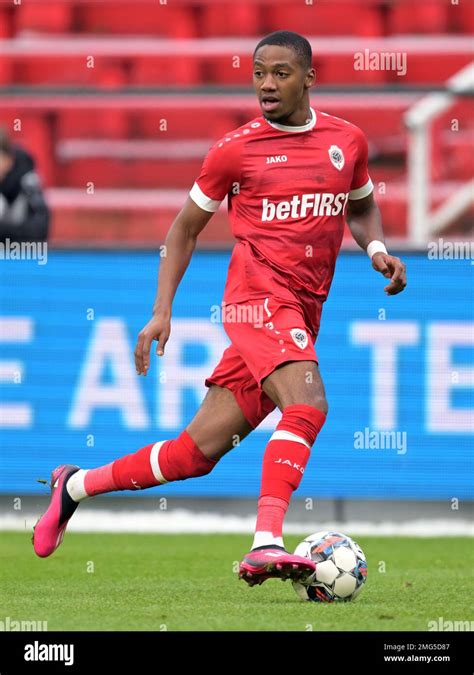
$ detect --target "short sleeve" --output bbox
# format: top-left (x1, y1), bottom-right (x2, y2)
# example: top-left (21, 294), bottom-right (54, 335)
top-left (189, 139), bottom-right (241, 212)
top-left (349, 127), bottom-right (373, 200)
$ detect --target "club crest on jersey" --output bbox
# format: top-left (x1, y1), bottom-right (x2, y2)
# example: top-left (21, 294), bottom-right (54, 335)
top-left (290, 328), bottom-right (308, 350)
top-left (328, 145), bottom-right (344, 171)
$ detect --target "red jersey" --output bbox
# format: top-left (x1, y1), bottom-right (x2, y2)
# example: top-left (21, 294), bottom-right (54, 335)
top-left (189, 107), bottom-right (373, 337)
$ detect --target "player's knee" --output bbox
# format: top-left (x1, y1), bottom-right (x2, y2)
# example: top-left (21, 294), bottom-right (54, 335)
top-left (311, 395), bottom-right (328, 415)
top-left (302, 382), bottom-right (328, 415)
top-left (289, 393), bottom-right (328, 415)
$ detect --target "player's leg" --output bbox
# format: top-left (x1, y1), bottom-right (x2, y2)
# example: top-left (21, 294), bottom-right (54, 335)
top-left (32, 383), bottom-right (253, 558)
top-left (223, 297), bottom-right (327, 585)
top-left (240, 361), bottom-right (327, 584)
top-left (261, 359), bottom-right (328, 412)
top-left (185, 384), bottom-right (253, 461)
top-left (238, 362), bottom-right (326, 585)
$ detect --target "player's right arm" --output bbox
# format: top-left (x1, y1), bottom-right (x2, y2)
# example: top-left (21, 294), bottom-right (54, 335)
top-left (135, 134), bottom-right (240, 376)
top-left (134, 198), bottom-right (213, 375)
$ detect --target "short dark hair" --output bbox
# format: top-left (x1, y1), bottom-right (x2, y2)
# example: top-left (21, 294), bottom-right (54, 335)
top-left (253, 30), bottom-right (313, 70)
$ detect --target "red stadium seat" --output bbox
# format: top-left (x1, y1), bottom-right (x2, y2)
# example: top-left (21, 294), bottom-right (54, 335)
top-left (448, 100), bottom-right (474, 130)
top-left (0, 55), bottom-right (13, 85)
top-left (130, 56), bottom-right (201, 86)
top-left (388, 1), bottom-right (448, 35)
top-left (60, 158), bottom-right (124, 189)
top-left (452, 2), bottom-right (474, 33)
top-left (314, 54), bottom-right (387, 85)
top-left (16, 2), bottom-right (73, 34)
top-left (0, 6), bottom-right (13, 39)
top-left (49, 195), bottom-right (231, 246)
top-left (376, 188), bottom-right (408, 238)
top-left (319, 105), bottom-right (406, 151)
top-left (207, 54), bottom-right (255, 85)
top-left (98, 64), bottom-right (128, 89)
top-left (369, 165), bottom-right (406, 186)
top-left (132, 108), bottom-right (242, 140)
top-left (75, 3), bottom-right (196, 37)
top-left (263, 2), bottom-right (383, 37)
top-left (198, 3), bottom-right (261, 37)
top-left (56, 109), bottom-right (129, 140)
top-left (12, 54), bottom-right (129, 87)
top-left (385, 53), bottom-right (472, 84)
top-left (60, 157), bottom-right (202, 189)
top-left (443, 134), bottom-right (474, 181)
top-left (432, 102), bottom-right (474, 181)
top-left (56, 107), bottom-right (242, 142)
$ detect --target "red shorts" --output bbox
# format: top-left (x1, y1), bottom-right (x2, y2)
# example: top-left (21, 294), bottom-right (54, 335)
top-left (205, 295), bottom-right (321, 428)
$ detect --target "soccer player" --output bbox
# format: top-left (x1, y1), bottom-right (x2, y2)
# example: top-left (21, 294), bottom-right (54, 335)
top-left (33, 31), bottom-right (406, 586)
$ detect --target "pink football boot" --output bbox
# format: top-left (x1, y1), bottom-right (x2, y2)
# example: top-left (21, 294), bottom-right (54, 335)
top-left (239, 545), bottom-right (316, 586)
top-left (32, 464), bottom-right (81, 558)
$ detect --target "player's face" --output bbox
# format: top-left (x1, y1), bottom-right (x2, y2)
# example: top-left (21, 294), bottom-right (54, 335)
top-left (253, 45), bottom-right (315, 124)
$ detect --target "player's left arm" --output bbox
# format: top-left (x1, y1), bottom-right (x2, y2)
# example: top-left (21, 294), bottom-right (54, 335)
top-left (347, 192), bottom-right (406, 295)
top-left (346, 125), bottom-right (407, 295)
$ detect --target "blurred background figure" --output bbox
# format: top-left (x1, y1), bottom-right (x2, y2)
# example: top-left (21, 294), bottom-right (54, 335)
top-left (0, 128), bottom-right (49, 244)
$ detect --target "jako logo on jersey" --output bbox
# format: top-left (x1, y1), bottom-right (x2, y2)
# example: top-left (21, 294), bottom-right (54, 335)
top-left (266, 155), bottom-right (288, 164)
top-left (274, 458), bottom-right (305, 474)
top-left (329, 145), bottom-right (345, 171)
top-left (290, 328), bottom-right (308, 350)
top-left (261, 192), bottom-right (349, 220)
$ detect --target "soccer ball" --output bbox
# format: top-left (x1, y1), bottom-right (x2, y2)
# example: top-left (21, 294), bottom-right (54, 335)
top-left (292, 531), bottom-right (367, 602)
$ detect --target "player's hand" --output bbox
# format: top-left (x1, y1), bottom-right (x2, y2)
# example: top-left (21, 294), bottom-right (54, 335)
top-left (371, 253), bottom-right (407, 295)
top-left (134, 313), bottom-right (171, 376)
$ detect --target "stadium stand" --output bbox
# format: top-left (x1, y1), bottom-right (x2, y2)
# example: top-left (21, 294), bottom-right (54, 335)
top-left (0, 0), bottom-right (472, 246)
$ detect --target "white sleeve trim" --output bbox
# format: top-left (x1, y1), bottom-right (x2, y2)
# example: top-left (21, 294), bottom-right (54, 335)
top-left (349, 178), bottom-right (374, 200)
top-left (189, 182), bottom-right (223, 212)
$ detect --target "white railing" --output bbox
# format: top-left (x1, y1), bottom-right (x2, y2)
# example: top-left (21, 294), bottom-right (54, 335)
top-left (404, 61), bottom-right (474, 246)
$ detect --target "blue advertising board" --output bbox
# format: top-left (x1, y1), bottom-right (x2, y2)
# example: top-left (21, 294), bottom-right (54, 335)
top-left (0, 251), bottom-right (472, 499)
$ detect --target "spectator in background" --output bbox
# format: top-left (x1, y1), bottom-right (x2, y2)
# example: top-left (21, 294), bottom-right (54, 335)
top-left (0, 129), bottom-right (49, 243)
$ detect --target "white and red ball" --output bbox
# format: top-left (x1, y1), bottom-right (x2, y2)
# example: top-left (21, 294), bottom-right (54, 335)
top-left (292, 531), bottom-right (367, 602)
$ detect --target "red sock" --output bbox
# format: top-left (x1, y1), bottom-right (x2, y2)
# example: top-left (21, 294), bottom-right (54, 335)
top-left (253, 404), bottom-right (326, 549)
top-left (254, 495), bottom-right (288, 545)
top-left (82, 430), bottom-right (215, 496)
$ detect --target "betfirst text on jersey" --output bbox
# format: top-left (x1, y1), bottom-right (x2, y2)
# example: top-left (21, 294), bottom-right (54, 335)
top-left (261, 192), bottom-right (350, 220)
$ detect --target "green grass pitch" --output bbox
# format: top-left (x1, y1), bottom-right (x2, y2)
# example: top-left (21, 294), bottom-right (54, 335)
top-left (1, 532), bottom-right (472, 631)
